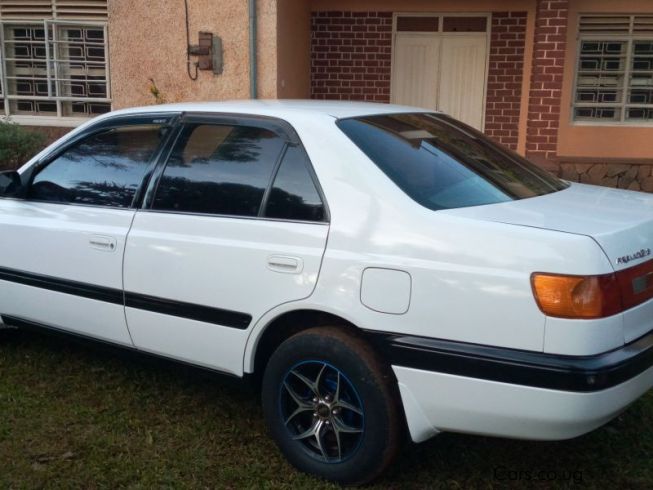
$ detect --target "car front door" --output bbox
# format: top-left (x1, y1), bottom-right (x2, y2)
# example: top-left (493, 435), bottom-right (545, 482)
top-left (0, 114), bottom-right (175, 345)
top-left (123, 115), bottom-right (329, 375)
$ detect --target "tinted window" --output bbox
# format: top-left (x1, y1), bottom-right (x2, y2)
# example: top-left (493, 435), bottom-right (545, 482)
top-left (153, 124), bottom-right (285, 217)
top-left (337, 113), bottom-right (568, 211)
top-left (29, 124), bottom-right (164, 207)
top-left (264, 145), bottom-right (325, 222)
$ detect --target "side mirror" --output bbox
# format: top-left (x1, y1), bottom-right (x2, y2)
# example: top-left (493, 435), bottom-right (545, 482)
top-left (0, 170), bottom-right (23, 197)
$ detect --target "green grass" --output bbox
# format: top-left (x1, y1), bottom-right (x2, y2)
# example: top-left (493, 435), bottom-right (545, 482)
top-left (1, 329), bottom-right (652, 489)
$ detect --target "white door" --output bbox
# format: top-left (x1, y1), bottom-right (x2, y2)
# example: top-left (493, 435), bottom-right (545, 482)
top-left (123, 119), bottom-right (329, 375)
top-left (0, 119), bottom-right (171, 344)
top-left (439, 35), bottom-right (488, 129)
top-left (391, 16), bottom-right (489, 130)
top-left (391, 33), bottom-right (440, 109)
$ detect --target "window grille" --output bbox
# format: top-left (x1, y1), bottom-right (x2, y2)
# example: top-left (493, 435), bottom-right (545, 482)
top-left (0, 0), bottom-right (109, 119)
top-left (575, 15), bottom-right (653, 123)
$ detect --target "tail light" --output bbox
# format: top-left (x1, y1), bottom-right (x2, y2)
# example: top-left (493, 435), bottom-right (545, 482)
top-left (616, 258), bottom-right (653, 310)
top-left (532, 259), bottom-right (653, 319)
top-left (531, 273), bottom-right (622, 319)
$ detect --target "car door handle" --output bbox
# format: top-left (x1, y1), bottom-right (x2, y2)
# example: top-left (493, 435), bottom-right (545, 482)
top-left (267, 255), bottom-right (303, 274)
top-left (88, 235), bottom-right (117, 252)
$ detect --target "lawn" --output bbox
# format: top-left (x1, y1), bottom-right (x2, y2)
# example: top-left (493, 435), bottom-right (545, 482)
top-left (1, 328), bottom-right (652, 489)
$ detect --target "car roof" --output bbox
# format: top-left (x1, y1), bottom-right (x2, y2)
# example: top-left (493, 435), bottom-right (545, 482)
top-left (105, 99), bottom-right (434, 120)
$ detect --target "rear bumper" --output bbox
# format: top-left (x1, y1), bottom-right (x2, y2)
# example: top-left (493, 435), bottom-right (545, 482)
top-left (368, 331), bottom-right (653, 442)
top-left (393, 364), bottom-right (653, 442)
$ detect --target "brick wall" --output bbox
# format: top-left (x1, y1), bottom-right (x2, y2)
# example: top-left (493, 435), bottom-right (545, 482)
top-left (525, 0), bottom-right (570, 167)
top-left (484, 12), bottom-right (528, 151)
top-left (311, 11), bottom-right (392, 102)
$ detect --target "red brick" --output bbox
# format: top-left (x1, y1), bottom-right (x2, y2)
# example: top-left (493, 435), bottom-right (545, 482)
top-left (311, 11), bottom-right (391, 103)
top-left (546, 17), bottom-right (569, 27)
top-left (526, 0), bottom-right (569, 165)
top-left (484, 11), bottom-right (528, 150)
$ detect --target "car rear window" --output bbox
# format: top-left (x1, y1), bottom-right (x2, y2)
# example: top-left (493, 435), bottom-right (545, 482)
top-left (337, 113), bottom-right (568, 211)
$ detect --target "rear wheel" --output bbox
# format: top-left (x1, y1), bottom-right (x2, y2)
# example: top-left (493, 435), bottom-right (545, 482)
top-left (261, 326), bottom-right (402, 485)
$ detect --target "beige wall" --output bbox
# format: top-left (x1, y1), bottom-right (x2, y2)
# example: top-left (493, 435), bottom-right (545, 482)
top-left (558, 0), bottom-right (653, 161)
top-left (108, 0), bottom-right (279, 109)
top-left (277, 0), bottom-right (311, 98)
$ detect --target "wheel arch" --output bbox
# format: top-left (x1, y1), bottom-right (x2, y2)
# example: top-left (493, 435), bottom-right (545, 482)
top-left (245, 308), bottom-right (364, 377)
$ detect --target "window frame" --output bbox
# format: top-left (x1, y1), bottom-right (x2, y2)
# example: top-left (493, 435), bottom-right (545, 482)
top-left (0, 18), bottom-right (110, 125)
top-left (572, 15), bottom-right (653, 126)
top-left (142, 113), bottom-right (330, 225)
top-left (20, 112), bottom-right (180, 209)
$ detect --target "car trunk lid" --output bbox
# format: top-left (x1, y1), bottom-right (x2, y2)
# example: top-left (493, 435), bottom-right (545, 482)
top-left (442, 183), bottom-right (653, 273)
top-left (444, 183), bottom-right (653, 341)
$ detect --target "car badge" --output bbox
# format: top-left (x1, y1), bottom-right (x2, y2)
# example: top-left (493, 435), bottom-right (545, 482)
top-left (617, 248), bottom-right (651, 265)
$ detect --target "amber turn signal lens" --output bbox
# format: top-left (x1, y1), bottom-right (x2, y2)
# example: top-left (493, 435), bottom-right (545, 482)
top-left (531, 273), bottom-right (623, 319)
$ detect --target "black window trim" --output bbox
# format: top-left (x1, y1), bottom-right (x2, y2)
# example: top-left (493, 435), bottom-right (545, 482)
top-left (19, 112), bottom-right (182, 211)
top-left (278, 140), bottom-right (330, 224)
top-left (141, 112), bottom-right (331, 224)
top-left (131, 117), bottom-right (185, 209)
top-left (258, 142), bottom-right (290, 218)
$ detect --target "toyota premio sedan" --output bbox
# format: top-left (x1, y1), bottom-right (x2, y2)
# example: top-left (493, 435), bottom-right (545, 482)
top-left (1, 101), bottom-right (653, 485)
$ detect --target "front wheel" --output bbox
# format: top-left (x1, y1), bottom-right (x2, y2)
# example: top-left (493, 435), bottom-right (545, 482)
top-left (261, 326), bottom-right (403, 485)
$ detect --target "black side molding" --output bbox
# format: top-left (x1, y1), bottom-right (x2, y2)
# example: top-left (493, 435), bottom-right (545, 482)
top-left (124, 292), bottom-right (251, 330)
top-left (0, 266), bottom-right (123, 305)
top-left (0, 266), bottom-right (251, 330)
top-left (367, 330), bottom-right (653, 393)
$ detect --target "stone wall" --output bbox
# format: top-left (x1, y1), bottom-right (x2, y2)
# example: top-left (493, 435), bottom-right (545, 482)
top-left (559, 163), bottom-right (653, 192)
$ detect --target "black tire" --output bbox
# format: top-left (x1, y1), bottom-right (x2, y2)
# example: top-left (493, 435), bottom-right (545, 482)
top-left (0, 326), bottom-right (18, 340)
top-left (262, 326), bottom-right (403, 486)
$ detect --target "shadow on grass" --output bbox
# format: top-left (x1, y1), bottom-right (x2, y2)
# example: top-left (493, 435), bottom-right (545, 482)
top-left (1, 329), bottom-right (652, 488)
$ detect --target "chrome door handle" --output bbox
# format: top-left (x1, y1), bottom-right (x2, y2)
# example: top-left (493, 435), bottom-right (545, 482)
top-left (267, 255), bottom-right (303, 274)
top-left (89, 235), bottom-right (117, 252)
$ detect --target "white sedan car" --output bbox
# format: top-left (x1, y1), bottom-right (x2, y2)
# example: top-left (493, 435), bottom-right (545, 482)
top-left (1, 101), bottom-right (652, 485)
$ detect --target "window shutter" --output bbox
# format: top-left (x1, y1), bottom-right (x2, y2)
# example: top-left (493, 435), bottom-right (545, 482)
top-left (54, 0), bottom-right (107, 21)
top-left (579, 16), bottom-right (631, 35)
top-left (0, 0), bottom-right (107, 20)
top-left (0, 0), bottom-right (53, 19)
top-left (634, 16), bottom-right (653, 35)
top-left (579, 15), bottom-right (653, 36)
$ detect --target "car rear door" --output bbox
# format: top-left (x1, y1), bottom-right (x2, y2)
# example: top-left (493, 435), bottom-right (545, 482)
top-left (0, 114), bottom-right (176, 345)
top-left (123, 114), bottom-right (329, 375)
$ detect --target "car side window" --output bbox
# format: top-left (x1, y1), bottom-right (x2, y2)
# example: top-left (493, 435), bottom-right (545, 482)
top-left (29, 124), bottom-right (165, 208)
top-left (152, 123), bottom-right (286, 217)
top-left (264, 145), bottom-right (326, 222)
